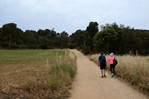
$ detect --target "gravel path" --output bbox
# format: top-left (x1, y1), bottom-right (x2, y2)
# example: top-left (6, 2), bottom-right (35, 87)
top-left (69, 49), bottom-right (147, 99)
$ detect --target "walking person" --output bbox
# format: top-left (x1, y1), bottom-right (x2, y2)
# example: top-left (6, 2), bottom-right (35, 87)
top-left (98, 52), bottom-right (107, 78)
top-left (108, 53), bottom-right (116, 77)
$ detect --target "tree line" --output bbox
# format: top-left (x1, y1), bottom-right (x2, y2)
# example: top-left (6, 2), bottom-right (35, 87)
top-left (0, 22), bottom-right (149, 55)
top-left (70, 22), bottom-right (149, 55)
top-left (0, 23), bottom-right (69, 49)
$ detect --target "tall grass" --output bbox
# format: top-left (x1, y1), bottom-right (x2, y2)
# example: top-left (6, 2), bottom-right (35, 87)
top-left (116, 55), bottom-right (149, 92)
top-left (48, 50), bottom-right (77, 98)
top-left (0, 49), bottom-right (76, 99)
top-left (89, 54), bottom-right (149, 95)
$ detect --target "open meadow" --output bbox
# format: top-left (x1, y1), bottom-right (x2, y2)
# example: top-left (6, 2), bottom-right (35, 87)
top-left (0, 49), bottom-right (76, 99)
top-left (89, 54), bottom-right (149, 96)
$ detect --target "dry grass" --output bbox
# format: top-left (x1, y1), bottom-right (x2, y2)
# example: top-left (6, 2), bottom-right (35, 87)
top-left (89, 54), bottom-right (149, 96)
top-left (116, 55), bottom-right (149, 92)
top-left (0, 49), bottom-right (76, 99)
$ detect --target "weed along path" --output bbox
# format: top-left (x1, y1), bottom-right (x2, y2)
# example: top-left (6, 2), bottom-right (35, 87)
top-left (69, 49), bottom-right (147, 99)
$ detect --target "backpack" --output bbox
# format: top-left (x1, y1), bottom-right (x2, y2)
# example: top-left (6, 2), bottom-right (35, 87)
top-left (113, 58), bottom-right (118, 66)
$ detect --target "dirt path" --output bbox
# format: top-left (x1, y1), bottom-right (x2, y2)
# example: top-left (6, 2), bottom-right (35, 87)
top-left (69, 49), bottom-right (147, 99)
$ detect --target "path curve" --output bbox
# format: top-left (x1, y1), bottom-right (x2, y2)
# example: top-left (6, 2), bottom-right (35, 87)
top-left (69, 49), bottom-right (147, 99)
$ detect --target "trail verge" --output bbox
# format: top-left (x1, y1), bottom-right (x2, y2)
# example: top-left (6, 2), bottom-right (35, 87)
top-left (69, 49), bottom-right (147, 99)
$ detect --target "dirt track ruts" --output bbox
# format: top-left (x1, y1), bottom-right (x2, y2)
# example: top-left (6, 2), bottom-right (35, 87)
top-left (69, 49), bottom-right (147, 99)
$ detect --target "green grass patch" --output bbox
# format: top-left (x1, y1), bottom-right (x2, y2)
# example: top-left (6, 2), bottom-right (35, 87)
top-left (0, 49), bottom-right (76, 99)
top-left (0, 49), bottom-right (65, 62)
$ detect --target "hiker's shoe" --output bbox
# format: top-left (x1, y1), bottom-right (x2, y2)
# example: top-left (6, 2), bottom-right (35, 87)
top-left (104, 75), bottom-right (106, 78)
top-left (111, 73), bottom-right (115, 77)
top-left (101, 76), bottom-right (104, 78)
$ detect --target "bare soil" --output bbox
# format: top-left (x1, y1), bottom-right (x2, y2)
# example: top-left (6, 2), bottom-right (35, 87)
top-left (69, 49), bottom-right (147, 99)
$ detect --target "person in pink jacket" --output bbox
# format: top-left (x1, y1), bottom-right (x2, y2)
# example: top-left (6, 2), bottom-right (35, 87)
top-left (108, 53), bottom-right (115, 77)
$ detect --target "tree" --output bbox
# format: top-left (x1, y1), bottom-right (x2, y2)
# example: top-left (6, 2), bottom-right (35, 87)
top-left (59, 31), bottom-right (69, 48)
top-left (94, 27), bottom-right (118, 53)
top-left (69, 29), bottom-right (84, 49)
top-left (24, 30), bottom-right (40, 49)
top-left (0, 28), bottom-right (2, 48)
top-left (0, 23), bottom-right (24, 48)
top-left (85, 21), bottom-right (99, 53)
top-left (86, 21), bottom-right (99, 37)
top-left (46, 29), bottom-right (57, 49)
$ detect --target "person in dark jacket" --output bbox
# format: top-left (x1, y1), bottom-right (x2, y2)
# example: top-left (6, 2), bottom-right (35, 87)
top-left (98, 52), bottom-right (107, 78)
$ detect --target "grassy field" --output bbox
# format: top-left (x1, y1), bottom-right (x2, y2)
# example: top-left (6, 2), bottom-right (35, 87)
top-left (0, 49), bottom-right (76, 99)
top-left (89, 54), bottom-right (149, 96)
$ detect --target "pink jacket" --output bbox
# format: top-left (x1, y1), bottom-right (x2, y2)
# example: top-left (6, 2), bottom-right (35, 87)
top-left (108, 56), bottom-right (114, 64)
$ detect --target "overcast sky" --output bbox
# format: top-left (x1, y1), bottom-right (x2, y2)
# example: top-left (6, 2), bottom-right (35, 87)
top-left (0, 0), bottom-right (149, 34)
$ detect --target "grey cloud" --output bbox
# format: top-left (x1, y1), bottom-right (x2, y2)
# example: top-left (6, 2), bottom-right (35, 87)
top-left (0, 0), bottom-right (149, 34)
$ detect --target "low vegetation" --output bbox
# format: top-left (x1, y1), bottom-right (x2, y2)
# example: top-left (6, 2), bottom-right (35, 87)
top-left (0, 49), bottom-right (76, 99)
top-left (89, 54), bottom-right (149, 96)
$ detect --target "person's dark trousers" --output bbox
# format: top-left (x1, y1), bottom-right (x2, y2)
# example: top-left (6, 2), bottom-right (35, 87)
top-left (110, 64), bottom-right (115, 74)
